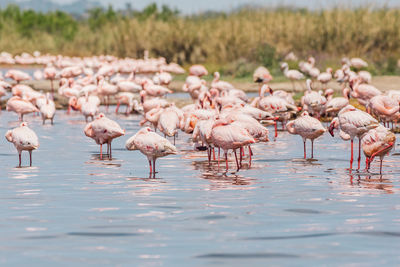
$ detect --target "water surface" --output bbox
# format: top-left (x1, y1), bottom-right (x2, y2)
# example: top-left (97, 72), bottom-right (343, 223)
top-left (1, 109), bottom-right (400, 266)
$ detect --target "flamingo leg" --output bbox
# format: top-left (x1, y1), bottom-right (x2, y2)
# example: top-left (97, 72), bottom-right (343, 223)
top-left (174, 134), bottom-right (176, 145)
top-left (153, 159), bottom-right (156, 176)
top-left (109, 141), bottom-right (112, 159)
top-left (357, 138), bottom-right (361, 170)
top-left (350, 139), bottom-right (353, 170)
top-left (303, 140), bottom-right (306, 159)
top-left (207, 147), bottom-right (211, 164)
top-left (29, 150), bottom-right (32, 166)
top-left (311, 139), bottom-right (314, 159)
top-left (234, 149), bottom-right (240, 171)
top-left (115, 100), bottom-right (120, 113)
top-left (100, 144), bottom-right (103, 160)
top-left (239, 147), bottom-right (243, 167)
top-left (225, 152), bottom-right (228, 172)
top-left (218, 148), bottom-right (220, 168)
top-left (274, 121), bottom-right (278, 138)
top-left (149, 160), bottom-right (152, 173)
top-left (18, 152), bottom-right (21, 167)
top-left (212, 148), bottom-right (215, 160)
top-left (249, 146), bottom-right (252, 167)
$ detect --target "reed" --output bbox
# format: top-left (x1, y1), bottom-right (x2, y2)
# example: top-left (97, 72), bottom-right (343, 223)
top-left (1, 5), bottom-right (400, 75)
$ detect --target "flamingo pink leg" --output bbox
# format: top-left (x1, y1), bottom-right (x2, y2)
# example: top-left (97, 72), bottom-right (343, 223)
top-left (149, 160), bottom-right (152, 173)
top-left (357, 139), bottom-right (361, 170)
top-left (100, 144), bottom-right (103, 160)
top-left (115, 100), bottom-right (120, 114)
top-left (218, 148), bottom-right (220, 168)
top-left (350, 139), bottom-right (353, 170)
top-left (274, 121), bottom-right (278, 138)
top-left (234, 149), bottom-right (240, 171)
top-left (212, 148), bottom-right (215, 161)
top-left (249, 146), bottom-right (252, 167)
top-left (303, 140), bottom-right (306, 159)
top-left (207, 147), bottom-right (211, 164)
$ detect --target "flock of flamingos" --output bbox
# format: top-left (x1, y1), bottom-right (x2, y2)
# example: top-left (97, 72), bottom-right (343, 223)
top-left (0, 51), bottom-right (398, 176)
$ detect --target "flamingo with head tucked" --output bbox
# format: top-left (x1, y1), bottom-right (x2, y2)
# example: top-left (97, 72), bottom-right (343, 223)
top-left (84, 113), bottom-right (125, 159)
top-left (125, 127), bottom-right (178, 176)
top-left (5, 122), bottom-right (39, 167)
top-left (286, 111), bottom-right (326, 159)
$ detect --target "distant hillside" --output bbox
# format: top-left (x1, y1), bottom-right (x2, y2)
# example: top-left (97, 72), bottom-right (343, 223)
top-left (0, 0), bottom-right (102, 15)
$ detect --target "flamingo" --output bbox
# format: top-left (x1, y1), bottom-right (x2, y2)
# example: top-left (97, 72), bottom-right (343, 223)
top-left (189, 65), bottom-right (208, 77)
top-left (125, 127), bottom-right (178, 176)
top-left (210, 118), bottom-right (255, 172)
top-left (328, 105), bottom-right (379, 170)
top-left (5, 70), bottom-right (31, 84)
top-left (324, 87), bottom-right (350, 116)
top-left (210, 72), bottom-right (234, 92)
top-left (157, 106), bottom-right (183, 144)
top-left (39, 93), bottom-right (56, 125)
top-left (44, 66), bottom-right (57, 98)
top-left (349, 77), bottom-right (381, 107)
top-left (317, 68), bottom-right (333, 89)
top-left (280, 62), bottom-right (304, 91)
top-left (361, 125), bottom-right (396, 174)
top-left (84, 113), bottom-right (125, 159)
top-left (286, 111), bottom-right (326, 159)
top-left (367, 95), bottom-right (399, 127)
top-left (115, 92), bottom-right (140, 114)
top-left (301, 79), bottom-right (327, 118)
top-left (6, 96), bottom-right (39, 121)
top-left (5, 122), bottom-right (39, 167)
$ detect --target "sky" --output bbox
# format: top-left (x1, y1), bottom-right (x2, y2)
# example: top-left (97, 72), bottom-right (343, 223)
top-left (18, 0), bottom-right (400, 13)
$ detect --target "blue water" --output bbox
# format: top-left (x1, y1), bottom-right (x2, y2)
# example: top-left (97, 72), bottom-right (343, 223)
top-left (1, 106), bottom-right (400, 266)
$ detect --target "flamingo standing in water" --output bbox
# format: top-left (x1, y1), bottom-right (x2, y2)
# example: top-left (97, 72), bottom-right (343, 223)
top-left (366, 95), bottom-right (399, 127)
top-left (5, 70), bottom-right (31, 84)
top-left (125, 127), bottom-right (178, 176)
top-left (84, 113), bottom-right (125, 159)
top-left (361, 125), bottom-right (396, 174)
top-left (280, 62), bottom-right (304, 91)
top-left (328, 105), bottom-right (379, 170)
top-left (39, 93), bottom-right (56, 125)
top-left (44, 66), bottom-right (57, 98)
top-left (211, 118), bottom-right (255, 172)
top-left (6, 96), bottom-right (39, 121)
top-left (5, 122), bottom-right (39, 167)
top-left (286, 111), bottom-right (326, 159)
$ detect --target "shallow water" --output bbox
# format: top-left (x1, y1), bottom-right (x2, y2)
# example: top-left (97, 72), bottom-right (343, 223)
top-left (1, 107), bottom-right (400, 266)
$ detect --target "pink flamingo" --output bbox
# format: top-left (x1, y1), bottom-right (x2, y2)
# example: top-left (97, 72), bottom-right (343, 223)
top-left (44, 66), bottom-right (57, 98)
top-left (286, 111), bottom-right (326, 159)
top-left (189, 65), bottom-right (208, 77)
top-left (125, 127), bottom-right (178, 176)
top-left (157, 106), bottom-right (183, 144)
top-left (84, 113), bottom-right (125, 159)
top-left (39, 93), bottom-right (56, 125)
top-left (349, 77), bottom-right (381, 107)
top-left (211, 72), bottom-right (234, 91)
top-left (6, 96), bottom-right (39, 121)
top-left (5, 122), bottom-right (39, 167)
top-left (301, 79), bottom-right (327, 118)
top-left (317, 68), bottom-right (333, 89)
top-left (115, 92), bottom-right (140, 114)
top-left (361, 125), bottom-right (396, 174)
top-left (328, 105), bottom-right (379, 170)
top-left (324, 87), bottom-right (350, 116)
top-left (211, 118), bottom-right (255, 172)
top-left (367, 95), bottom-right (399, 127)
top-left (5, 70), bottom-right (31, 84)
top-left (280, 62), bottom-right (304, 91)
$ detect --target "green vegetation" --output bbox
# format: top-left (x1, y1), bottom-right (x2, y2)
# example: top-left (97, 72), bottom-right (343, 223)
top-left (1, 4), bottom-right (400, 77)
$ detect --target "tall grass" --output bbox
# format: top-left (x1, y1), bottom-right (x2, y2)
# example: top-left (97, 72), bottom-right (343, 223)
top-left (1, 4), bottom-right (400, 74)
